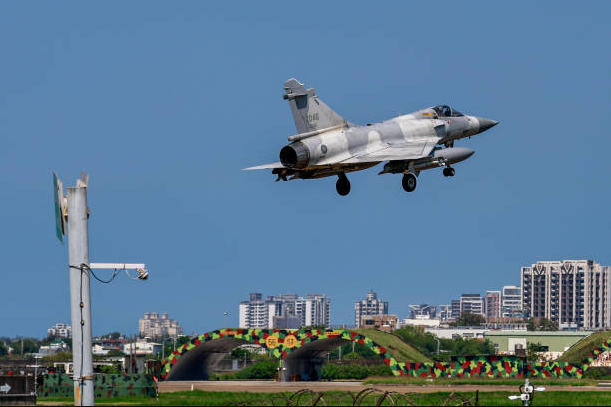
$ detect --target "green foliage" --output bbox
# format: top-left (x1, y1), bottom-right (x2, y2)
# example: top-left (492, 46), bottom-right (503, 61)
top-left (42, 352), bottom-right (72, 364)
top-left (107, 349), bottom-right (125, 357)
top-left (230, 348), bottom-right (252, 360)
top-left (212, 358), bottom-right (278, 380)
top-left (327, 343), bottom-right (379, 360)
top-left (527, 317), bottom-right (559, 331)
top-left (450, 313), bottom-right (486, 327)
top-left (321, 363), bottom-right (392, 380)
top-left (99, 365), bottom-right (120, 374)
top-left (393, 326), bottom-right (495, 360)
top-left (0, 342), bottom-right (7, 357)
top-left (557, 331), bottom-right (611, 363)
top-left (527, 341), bottom-right (547, 362)
top-left (10, 338), bottom-right (40, 355)
top-left (583, 367), bottom-right (611, 380)
top-left (104, 332), bottom-right (122, 340)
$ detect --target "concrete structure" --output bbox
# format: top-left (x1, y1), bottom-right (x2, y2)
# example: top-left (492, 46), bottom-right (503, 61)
top-left (482, 320), bottom-right (527, 330)
top-left (359, 314), bottom-right (398, 332)
top-left (354, 291), bottom-right (388, 327)
top-left (485, 291), bottom-right (501, 321)
top-left (39, 341), bottom-right (69, 356)
top-left (122, 340), bottom-right (162, 356)
top-left (502, 286), bottom-right (522, 318)
top-left (522, 260), bottom-right (611, 329)
top-left (239, 293), bottom-right (331, 329)
top-left (409, 304), bottom-right (436, 319)
top-left (399, 316), bottom-right (441, 328)
top-left (139, 313), bottom-right (183, 338)
top-left (484, 330), bottom-right (593, 360)
top-left (425, 327), bottom-right (489, 340)
top-left (450, 300), bottom-right (461, 320)
top-left (47, 323), bottom-right (71, 339)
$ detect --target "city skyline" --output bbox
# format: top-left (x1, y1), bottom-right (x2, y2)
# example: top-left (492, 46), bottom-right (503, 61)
top-left (1, 2), bottom-right (610, 337)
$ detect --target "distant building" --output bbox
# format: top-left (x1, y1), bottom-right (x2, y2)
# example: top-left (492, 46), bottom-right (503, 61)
top-left (400, 316), bottom-right (441, 328)
top-left (459, 294), bottom-right (485, 317)
top-left (409, 304), bottom-right (437, 319)
top-left (450, 300), bottom-right (461, 320)
top-left (122, 340), bottom-right (162, 356)
top-left (138, 313), bottom-right (183, 338)
top-left (354, 291), bottom-right (388, 327)
top-left (239, 292), bottom-right (331, 329)
top-left (47, 323), bottom-right (71, 339)
top-left (501, 286), bottom-right (522, 318)
top-left (39, 340), bottom-right (69, 356)
top-left (485, 291), bottom-right (501, 321)
top-left (438, 304), bottom-right (452, 321)
top-left (522, 260), bottom-right (611, 329)
top-left (359, 314), bottom-right (398, 332)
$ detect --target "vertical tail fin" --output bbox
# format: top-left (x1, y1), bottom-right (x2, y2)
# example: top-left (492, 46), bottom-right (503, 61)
top-left (283, 78), bottom-right (348, 134)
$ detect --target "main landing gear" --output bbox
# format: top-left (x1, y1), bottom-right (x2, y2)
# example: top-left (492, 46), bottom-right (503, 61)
top-left (402, 173), bottom-right (417, 192)
top-left (442, 167), bottom-right (455, 177)
top-left (336, 173), bottom-right (351, 196)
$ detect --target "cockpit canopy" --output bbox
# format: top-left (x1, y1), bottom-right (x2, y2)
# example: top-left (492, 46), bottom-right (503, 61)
top-left (432, 105), bottom-right (464, 117)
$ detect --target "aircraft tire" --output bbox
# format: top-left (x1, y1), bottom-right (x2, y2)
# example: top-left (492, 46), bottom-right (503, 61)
top-left (336, 174), bottom-right (351, 196)
top-left (402, 173), bottom-right (417, 192)
top-left (443, 168), bottom-right (449, 177)
top-left (448, 168), bottom-right (455, 177)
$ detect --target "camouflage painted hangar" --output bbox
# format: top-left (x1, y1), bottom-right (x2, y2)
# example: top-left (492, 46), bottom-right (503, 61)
top-left (160, 328), bottom-right (587, 381)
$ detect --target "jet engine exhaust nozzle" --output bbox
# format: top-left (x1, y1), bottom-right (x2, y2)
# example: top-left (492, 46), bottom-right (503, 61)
top-left (280, 142), bottom-right (310, 169)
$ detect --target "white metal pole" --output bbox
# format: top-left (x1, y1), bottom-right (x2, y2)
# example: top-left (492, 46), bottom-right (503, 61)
top-left (67, 185), bottom-right (94, 406)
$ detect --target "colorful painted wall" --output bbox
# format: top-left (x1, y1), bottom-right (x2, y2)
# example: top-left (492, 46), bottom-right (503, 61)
top-left (160, 328), bottom-right (589, 380)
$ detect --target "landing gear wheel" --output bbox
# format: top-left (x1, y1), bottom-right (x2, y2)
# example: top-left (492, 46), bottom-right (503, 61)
top-left (402, 173), bottom-right (417, 192)
top-left (443, 167), bottom-right (455, 177)
top-left (336, 174), bottom-right (351, 196)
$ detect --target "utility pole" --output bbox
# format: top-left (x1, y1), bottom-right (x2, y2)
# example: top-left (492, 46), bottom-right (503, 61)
top-left (67, 175), bottom-right (94, 406)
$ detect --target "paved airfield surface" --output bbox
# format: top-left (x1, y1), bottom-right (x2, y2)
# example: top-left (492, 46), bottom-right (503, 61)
top-left (159, 380), bottom-right (610, 393)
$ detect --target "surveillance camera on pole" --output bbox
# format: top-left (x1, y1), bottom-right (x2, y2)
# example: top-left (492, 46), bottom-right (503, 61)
top-left (53, 172), bottom-right (149, 407)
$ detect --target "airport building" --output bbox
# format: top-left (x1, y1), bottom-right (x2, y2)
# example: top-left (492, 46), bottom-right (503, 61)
top-left (521, 260), bottom-right (611, 329)
top-left (354, 291), bottom-right (388, 327)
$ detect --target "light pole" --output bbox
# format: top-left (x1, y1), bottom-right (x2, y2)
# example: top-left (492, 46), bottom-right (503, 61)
top-left (224, 312), bottom-right (228, 328)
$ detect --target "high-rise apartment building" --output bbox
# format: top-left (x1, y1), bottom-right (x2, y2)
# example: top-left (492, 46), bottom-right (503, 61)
top-left (450, 299), bottom-right (461, 320)
top-left (139, 313), bottom-right (183, 338)
top-left (521, 260), bottom-right (610, 329)
top-left (485, 291), bottom-right (501, 321)
top-left (239, 293), bottom-right (331, 329)
top-left (354, 291), bottom-right (388, 327)
top-left (459, 294), bottom-right (485, 317)
top-left (501, 285), bottom-right (522, 318)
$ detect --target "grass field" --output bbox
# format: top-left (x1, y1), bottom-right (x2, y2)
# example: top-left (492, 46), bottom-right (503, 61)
top-left (37, 390), bottom-right (611, 406)
top-left (557, 331), bottom-right (611, 364)
top-left (363, 376), bottom-right (598, 386)
top-left (354, 329), bottom-right (432, 363)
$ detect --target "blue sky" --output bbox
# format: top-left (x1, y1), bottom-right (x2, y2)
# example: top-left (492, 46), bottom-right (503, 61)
top-left (1, 2), bottom-right (610, 338)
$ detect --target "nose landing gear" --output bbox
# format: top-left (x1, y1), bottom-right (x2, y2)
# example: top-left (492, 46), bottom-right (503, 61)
top-left (336, 173), bottom-right (351, 196)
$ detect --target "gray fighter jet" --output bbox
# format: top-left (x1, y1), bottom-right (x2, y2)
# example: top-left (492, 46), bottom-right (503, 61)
top-left (245, 78), bottom-right (498, 196)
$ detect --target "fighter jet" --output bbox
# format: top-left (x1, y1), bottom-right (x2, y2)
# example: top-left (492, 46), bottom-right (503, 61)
top-left (245, 78), bottom-right (498, 196)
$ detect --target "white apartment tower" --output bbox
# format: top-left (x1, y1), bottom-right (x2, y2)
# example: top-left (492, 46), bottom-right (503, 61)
top-left (501, 285), bottom-right (522, 318)
top-left (139, 312), bottom-right (183, 338)
top-left (354, 291), bottom-right (388, 327)
top-left (521, 260), bottom-right (610, 329)
top-left (239, 293), bottom-right (331, 329)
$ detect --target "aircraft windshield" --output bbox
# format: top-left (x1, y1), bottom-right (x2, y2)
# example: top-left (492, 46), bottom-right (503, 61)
top-left (432, 105), bottom-right (464, 117)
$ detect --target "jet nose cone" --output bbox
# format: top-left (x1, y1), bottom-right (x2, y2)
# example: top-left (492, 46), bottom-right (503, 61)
top-left (476, 117), bottom-right (499, 133)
